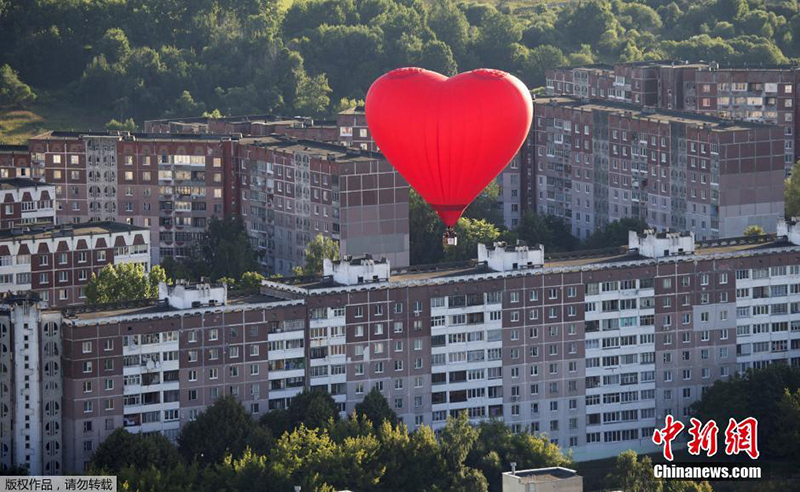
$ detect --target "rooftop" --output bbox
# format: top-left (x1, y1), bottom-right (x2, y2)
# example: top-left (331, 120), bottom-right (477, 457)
top-left (0, 144), bottom-right (28, 153)
top-left (263, 233), bottom-right (794, 294)
top-left (0, 221), bottom-right (148, 242)
top-left (506, 467), bottom-right (579, 484)
top-left (338, 105), bottom-right (365, 115)
top-left (240, 135), bottom-right (384, 162)
top-left (535, 96), bottom-right (776, 131)
top-left (58, 291), bottom-right (294, 322)
top-left (0, 178), bottom-right (52, 191)
top-left (32, 130), bottom-right (242, 142)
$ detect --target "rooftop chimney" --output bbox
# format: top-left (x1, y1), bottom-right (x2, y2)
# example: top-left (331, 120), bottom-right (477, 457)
top-left (478, 241), bottom-right (544, 272)
top-left (323, 255), bottom-right (390, 286)
top-left (629, 229), bottom-right (695, 259)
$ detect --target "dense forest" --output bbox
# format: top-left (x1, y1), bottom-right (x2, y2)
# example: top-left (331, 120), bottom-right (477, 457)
top-left (2, 0), bottom-right (799, 120)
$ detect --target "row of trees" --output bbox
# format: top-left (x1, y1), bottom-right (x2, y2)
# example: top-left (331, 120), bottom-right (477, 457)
top-left (91, 390), bottom-right (571, 492)
top-left (3, 0), bottom-right (799, 118)
top-left (410, 187), bottom-right (650, 265)
top-left (89, 386), bottom-right (727, 491)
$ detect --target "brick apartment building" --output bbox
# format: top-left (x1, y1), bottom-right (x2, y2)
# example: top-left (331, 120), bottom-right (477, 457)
top-left (546, 61), bottom-right (800, 174)
top-left (0, 145), bottom-right (35, 180)
top-left (148, 107), bottom-right (532, 229)
top-left (6, 224), bottom-right (800, 472)
top-left (0, 178), bottom-right (55, 230)
top-left (144, 114), bottom-right (339, 142)
top-left (238, 136), bottom-right (409, 275)
top-left (20, 131), bottom-right (408, 272)
top-left (0, 222), bottom-right (150, 307)
top-left (532, 96), bottom-right (785, 240)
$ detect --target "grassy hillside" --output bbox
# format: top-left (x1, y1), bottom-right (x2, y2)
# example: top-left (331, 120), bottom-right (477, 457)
top-left (0, 98), bottom-right (112, 145)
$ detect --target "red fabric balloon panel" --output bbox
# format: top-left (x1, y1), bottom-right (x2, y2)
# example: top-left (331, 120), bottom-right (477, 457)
top-left (365, 67), bottom-right (533, 227)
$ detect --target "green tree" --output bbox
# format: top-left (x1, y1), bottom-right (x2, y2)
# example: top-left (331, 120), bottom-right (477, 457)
top-left (90, 428), bottom-right (181, 473)
top-left (444, 217), bottom-right (500, 262)
top-left (439, 411), bottom-right (487, 492)
top-left (287, 389), bottom-right (340, 431)
top-left (583, 218), bottom-right (648, 250)
top-left (105, 118), bottom-right (137, 132)
top-left (85, 263), bottom-right (164, 305)
top-left (773, 389), bottom-right (800, 458)
top-left (468, 420), bottom-right (570, 492)
top-left (743, 225), bottom-right (765, 236)
top-left (189, 215), bottom-right (259, 281)
top-left (354, 386), bottom-right (398, 429)
top-left (606, 450), bottom-right (713, 492)
top-left (418, 40), bottom-right (458, 76)
top-left (177, 395), bottom-right (272, 465)
top-left (464, 181), bottom-right (503, 226)
top-left (0, 64), bottom-right (35, 108)
top-left (294, 73), bottom-right (331, 116)
top-left (606, 450), bottom-right (663, 492)
top-left (239, 271), bottom-right (265, 292)
top-left (516, 213), bottom-right (579, 253)
top-left (409, 189), bottom-right (445, 264)
top-left (785, 161), bottom-right (800, 218)
top-left (294, 233), bottom-right (339, 276)
top-left (691, 364), bottom-right (800, 459)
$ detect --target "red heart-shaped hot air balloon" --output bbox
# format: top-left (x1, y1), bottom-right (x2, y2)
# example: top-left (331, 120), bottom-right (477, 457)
top-left (365, 67), bottom-right (533, 227)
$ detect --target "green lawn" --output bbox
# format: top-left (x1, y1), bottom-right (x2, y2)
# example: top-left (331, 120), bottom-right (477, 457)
top-left (0, 96), bottom-right (111, 145)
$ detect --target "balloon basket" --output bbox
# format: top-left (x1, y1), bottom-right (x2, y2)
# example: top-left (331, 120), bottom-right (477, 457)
top-left (442, 228), bottom-right (458, 248)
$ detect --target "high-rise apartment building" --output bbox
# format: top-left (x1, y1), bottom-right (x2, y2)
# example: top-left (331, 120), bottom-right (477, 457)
top-left (0, 222), bottom-right (150, 307)
top-left (238, 136), bottom-right (410, 275)
top-left (532, 96), bottom-right (785, 240)
top-left (0, 145), bottom-right (34, 180)
top-left (7, 223), bottom-right (800, 472)
top-left (21, 131), bottom-right (409, 270)
top-left (546, 62), bottom-right (800, 174)
top-left (0, 178), bottom-right (56, 230)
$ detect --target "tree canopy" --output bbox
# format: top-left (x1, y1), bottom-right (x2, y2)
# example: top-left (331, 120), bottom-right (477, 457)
top-left (90, 390), bottom-right (571, 492)
top-left (161, 215), bottom-right (259, 282)
top-left (4, 0), bottom-right (797, 123)
top-left (85, 264), bottom-right (166, 305)
top-left (293, 233), bottom-right (339, 276)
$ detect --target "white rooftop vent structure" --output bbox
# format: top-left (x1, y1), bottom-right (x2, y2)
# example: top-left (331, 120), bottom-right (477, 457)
top-left (479, 241), bottom-right (545, 272)
top-left (777, 218), bottom-right (800, 245)
top-left (159, 281), bottom-right (228, 309)
top-left (629, 229), bottom-right (695, 259)
top-left (324, 255), bottom-right (390, 286)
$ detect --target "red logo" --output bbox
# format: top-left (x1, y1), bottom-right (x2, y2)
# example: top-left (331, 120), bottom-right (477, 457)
top-left (654, 415), bottom-right (759, 460)
top-left (653, 415), bottom-right (685, 461)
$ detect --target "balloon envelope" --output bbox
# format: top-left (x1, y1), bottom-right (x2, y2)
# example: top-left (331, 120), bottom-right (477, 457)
top-left (365, 67), bottom-right (533, 227)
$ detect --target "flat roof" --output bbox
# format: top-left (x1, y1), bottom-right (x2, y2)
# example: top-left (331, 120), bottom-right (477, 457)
top-left (59, 292), bottom-right (294, 321)
top-left (0, 144), bottom-right (28, 153)
top-left (0, 221), bottom-right (148, 242)
top-left (33, 130), bottom-right (239, 142)
top-left (508, 467), bottom-right (578, 484)
top-left (264, 235), bottom-right (796, 292)
top-left (535, 96), bottom-right (776, 131)
top-left (0, 178), bottom-right (52, 191)
top-left (240, 136), bottom-right (383, 162)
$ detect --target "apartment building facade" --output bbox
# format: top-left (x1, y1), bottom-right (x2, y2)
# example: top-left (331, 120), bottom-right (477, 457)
top-left (5, 225), bottom-right (800, 472)
top-left (144, 114), bottom-right (339, 142)
top-left (20, 131), bottom-right (410, 270)
top-left (0, 178), bottom-right (55, 230)
top-left (238, 137), bottom-right (410, 275)
top-left (0, 222), bottom-right (151, 307)
top-left (0, 145), bottom-right (34, 180)
top-left (532, 96), bottom-right (785, 240)
top-left (546, 62), bottom-right (800, 173)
